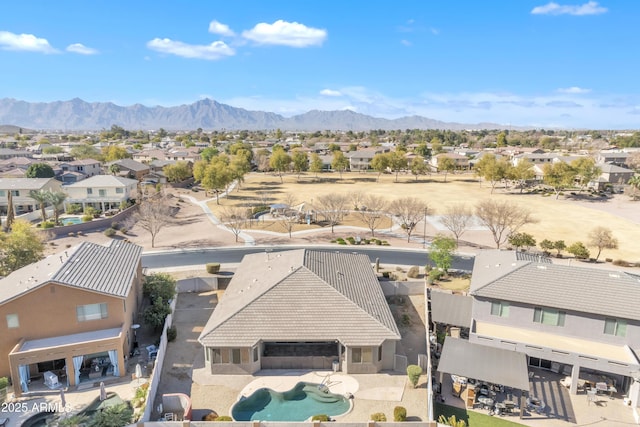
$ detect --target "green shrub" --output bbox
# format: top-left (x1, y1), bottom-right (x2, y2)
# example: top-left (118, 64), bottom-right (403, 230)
top-left (370, 413), bottom-right (387, 422)
top-left (393, 406), bottom-right (407, 422)
top-left (382, 271), bottom-right (390, 278)
top-left (375, 239), bottom-right (382, 245)
top-left (612, 259), bottom-right (628, 266)
top-left (104, 228), bottom-right (116, 237)
top-left (311, 414), bottom-right (330, 421)
top-left (214, 416), bottom-right (233, 421)
top-left (407, 365), bottom-right (422, 388)
top-left (82, 214), bottom-right (93, 222)
top-left (347, 237), bottom-right (356, 244)
top-left (0, 377), bottom-right (8, 389)
top-left (252, 205), bottom-right (269, 215)
top-left (428, 269), bottom-right (444, 283)
top-left (120, 228), bottom-right (128, 235)
top-left (338, 240), bottom-right (347, 245)
top-left (66, 203), bottom-right (83, 215)
top-left (167, 325), bottom-right (177, 342)
top-left (111, 221), bottom-right (120, 230)
top-left (407, 266), bottom-right (420, 278)
top-left (41, 221), bottom-right (55, 229)
top-left (206, 263), bottom-right (221, 274)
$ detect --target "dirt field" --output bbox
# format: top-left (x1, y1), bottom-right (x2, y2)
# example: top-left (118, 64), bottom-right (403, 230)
top-left (45, 171), bottom-right (640, 265)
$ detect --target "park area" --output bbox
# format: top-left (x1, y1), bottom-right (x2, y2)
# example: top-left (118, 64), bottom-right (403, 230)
top-left (199, 171), bottom-right (640, 263)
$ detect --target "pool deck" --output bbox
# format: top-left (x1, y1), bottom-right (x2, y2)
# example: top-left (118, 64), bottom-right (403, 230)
top-left (191, 367), bottom-right (428, 421)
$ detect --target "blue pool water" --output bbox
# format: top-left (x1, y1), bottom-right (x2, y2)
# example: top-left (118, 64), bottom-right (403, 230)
top-left (231, 382), bottom-right (350, 421)
top-left (61, 217), bottom-right (82, 225)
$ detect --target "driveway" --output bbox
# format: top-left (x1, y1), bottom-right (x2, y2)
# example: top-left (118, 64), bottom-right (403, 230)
top-left (151, 290), bottom-right (217, 421)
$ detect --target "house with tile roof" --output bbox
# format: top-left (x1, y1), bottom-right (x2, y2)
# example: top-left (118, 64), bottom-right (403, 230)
top-left (63, 175), bottom-right (138, 212)
top-left (467, 250), bottom-right (640, 408)
top-left (198, 249), bottom-right (401, 375)
top-left (0, 177), bottom-right (63, 216)
top-left (0, 240), bottom-right (143, 396)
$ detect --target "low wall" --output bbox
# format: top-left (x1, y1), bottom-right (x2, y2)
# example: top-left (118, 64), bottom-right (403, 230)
top-left (176, 277), bottom-right (217, 293)
top-left (40, 205), bottom-right (138, 237)
top-left (131, 422), bottom-right (437, 427)
top-left (380, 281), bottom-right (425, 296)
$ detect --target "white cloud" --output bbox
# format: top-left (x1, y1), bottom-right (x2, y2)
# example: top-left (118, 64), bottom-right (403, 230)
top-left (430, 28), bottom-right (440, 35)
top-left (320, 89), bottom-right (342, 97)
top-left (400, 39), bottom-right (412, 46)
top-left (0, 30), bottom-right (57, 53)
top-left (66, 43), bottom-right (98, 55)
top-left (146, 38), bottom-right (235, 60)
top-left (242, 20), bottom-right (327, 47)
top-left (208, 20), bottom-right (235, 37)
top-left (557, 86), bottom-right (591, 94)
top-left (531, 1), bottom-right (607, 16)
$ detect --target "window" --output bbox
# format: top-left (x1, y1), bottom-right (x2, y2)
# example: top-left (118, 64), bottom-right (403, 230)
top-left (99, 189), bottom-right (106, 197)
top-left (378, 345), bottom-right (383, 362)
top-left (352, 347), bottom-right (372, 363)
top-left (0, 190), bottom-right (5, 197)
top-left (490, 301), bottom-right (510, 317)
top-left (211, 349), bottom-right (221, 364)
top-left (6, 314), bottom-right (19, 328)
top-left (87, 188), bottom-right (93, 195)
top-left (11, 190), bottom-right (19, 197)
top-left (604, 318), bottom-right (626, 337)
top-left (76, 303), bottom-right (108, 321)
top-left (116, 188), bottom-right (124, 194)
top-left (253, 347), bottom-right (259, 362)
top-left (231, 348), bottom-right (241, 364)
top-left (533, 307), bottom-right (565, 326)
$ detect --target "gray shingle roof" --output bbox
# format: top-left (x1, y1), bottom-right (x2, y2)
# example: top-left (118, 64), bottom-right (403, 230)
top-left (199, 249), bottom-right (400, 347)
top-left (109, 158), bottom-right (150, 172)
top-left (51, 240), bottom-right (142, 297)
top-left (0, 177), bottom-right (56, 190)
top-left (0, 241), bottom-right (142, 305)
top-left (471, 251), bottom-right (640, 321)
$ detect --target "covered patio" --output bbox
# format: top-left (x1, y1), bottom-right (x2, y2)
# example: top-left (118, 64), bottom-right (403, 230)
top-left (8, 327), bottom-right (126, 396)
top-left (436, 337), bottom-right (530, 417)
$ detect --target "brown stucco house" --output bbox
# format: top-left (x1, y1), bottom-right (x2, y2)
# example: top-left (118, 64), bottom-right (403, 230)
top-left (198, 249), bottom-right (400, 375)
top-left (0, 240), bottom-right (143, 396)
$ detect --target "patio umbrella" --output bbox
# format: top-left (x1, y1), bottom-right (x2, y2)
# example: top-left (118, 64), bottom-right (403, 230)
top-left (60, 388), bottom-right (67, 409)
top-left (99, 381), bottom-right (107, 401)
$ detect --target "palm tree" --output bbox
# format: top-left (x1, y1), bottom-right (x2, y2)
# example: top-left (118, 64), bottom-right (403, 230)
top-left (629, 175), bottom-right (640, 190)
top-left (109, 163), bottom-right (121, 176)
top-left (46, 191), bottom-right (68, 225)
top-left (5, 191), bottom-right (15, 230)
top-left (29, 189), bottom-right (49, 222)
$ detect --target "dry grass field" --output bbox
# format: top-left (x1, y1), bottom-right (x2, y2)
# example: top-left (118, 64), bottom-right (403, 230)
top-left (206, 171), bottom-right (640, 263)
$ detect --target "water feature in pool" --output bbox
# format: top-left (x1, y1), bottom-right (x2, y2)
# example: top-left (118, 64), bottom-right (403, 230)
top-left (231, 381), bottom-right (350, 421)
top-left (20, 411), bottom-right (58, 427)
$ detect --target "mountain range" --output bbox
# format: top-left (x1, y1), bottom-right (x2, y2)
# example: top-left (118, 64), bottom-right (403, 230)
top-left (0, 98), bottom-right (513, 132)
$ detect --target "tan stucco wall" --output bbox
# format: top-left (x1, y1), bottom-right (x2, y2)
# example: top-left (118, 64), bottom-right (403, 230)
top-left (0, 271), bottom-right (142, 379)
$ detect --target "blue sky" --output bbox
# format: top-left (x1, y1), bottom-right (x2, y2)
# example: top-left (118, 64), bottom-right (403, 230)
top-left (1, 1), bottom-right (638, 129)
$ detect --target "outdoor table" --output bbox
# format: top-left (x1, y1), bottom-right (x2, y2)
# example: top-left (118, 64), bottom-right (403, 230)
top-left (477, 396), bottom-right (494, 409)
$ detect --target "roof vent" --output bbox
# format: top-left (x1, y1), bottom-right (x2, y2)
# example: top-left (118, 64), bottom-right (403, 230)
top-left (537, 265), bottom-right (547, 270)
top-left (495, 263), bottom-right (500, 267)
top-left (609, 273), bottom-right (620, 278)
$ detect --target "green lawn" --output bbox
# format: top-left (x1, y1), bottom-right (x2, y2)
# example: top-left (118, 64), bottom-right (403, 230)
top-left (435, 402), bottom-right (524, 427)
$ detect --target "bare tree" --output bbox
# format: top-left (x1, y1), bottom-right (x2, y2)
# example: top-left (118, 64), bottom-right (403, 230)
top-left (355, 194), bottom-right (388, 237)
top-left (587, 226), bottom-right (618, 261)
top-left (278, 212), bottom-right (299, 238)
top-left (390, 197), bottom-right (428, 242)
top-left (220, 206), bottom-right (250, 242)
top-left (440, 203), bottom-right (473, 244)
top-left (283, 193), bottom-right (297, 209)
top-left (475, 199), bottom-right (535, 248)
top-left (136, 198), bottom-right (174, 248)
top-left (316, 193), bottom-right (348, 232)
top-left (348, 191), bottom-right (365, 211)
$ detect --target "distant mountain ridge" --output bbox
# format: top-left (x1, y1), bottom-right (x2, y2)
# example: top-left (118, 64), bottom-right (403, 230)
top-left (0, 97), bottom-right (514, 131)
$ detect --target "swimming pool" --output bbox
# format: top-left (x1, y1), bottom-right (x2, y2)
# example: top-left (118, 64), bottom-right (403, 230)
top-left (61, 217), bottom-right (83, 225)
top-left (231, 382), bottom-right (350, 421)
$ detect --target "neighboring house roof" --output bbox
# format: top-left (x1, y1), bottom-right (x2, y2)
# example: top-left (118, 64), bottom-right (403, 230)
top-left (470, 250), bottom-right (640, 321)
top-left (0, 177), bottom-right (58, 190)
top-left (64, 174), bottom-right (138, 188)
top-left (469, 250), bottom-right (551, 292)
top-left (599, 163), bottom-right (634, 174)
top-left (0, 240), bottom-right (142, 305)
top-left (69, 158), bottom-right (100, 166)
top-left (149, 159), bottom-right (174, 168)
top-left (0, 168), bottom-right (27, 178)
top-left (199, 249), bottom-right (400, 347)
top-left (109, 158), bottom-right (150, 172)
